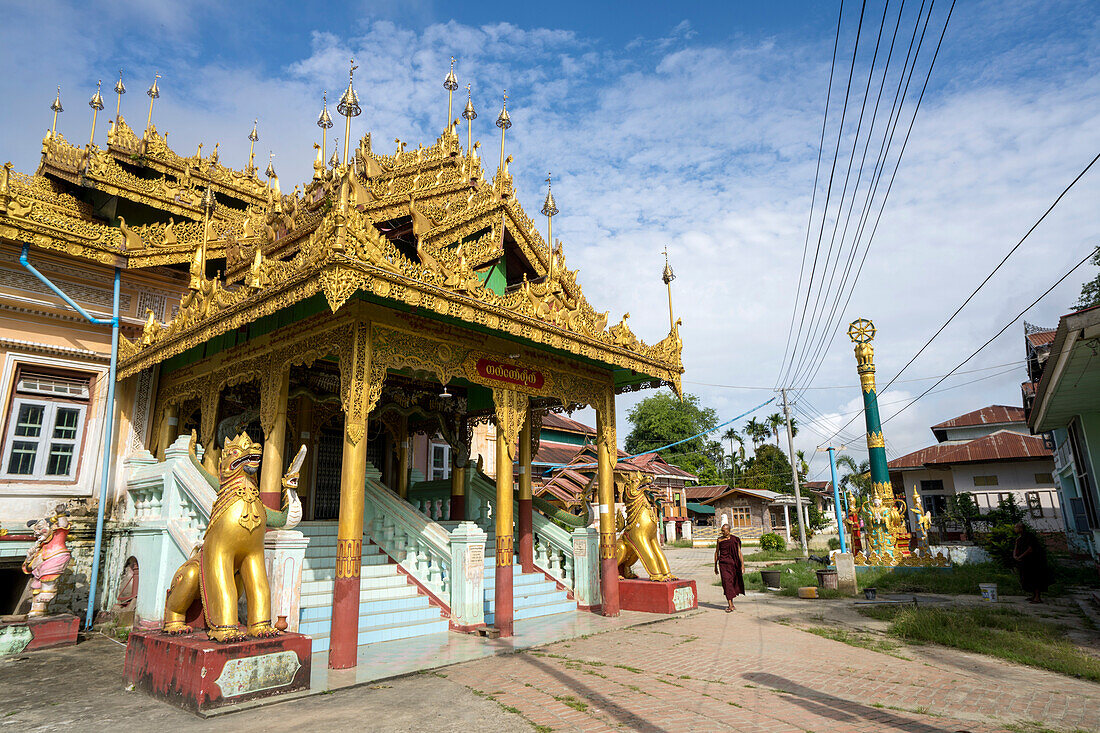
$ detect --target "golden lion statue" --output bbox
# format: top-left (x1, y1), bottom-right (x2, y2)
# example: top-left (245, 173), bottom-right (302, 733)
top-left (614, 471), bottom-right (674, 581)
top-left (162, 432), bottom-right (304, 642)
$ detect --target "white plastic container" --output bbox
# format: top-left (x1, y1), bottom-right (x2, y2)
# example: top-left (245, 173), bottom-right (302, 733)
top-left (978, 583), bottom-right (998, 602)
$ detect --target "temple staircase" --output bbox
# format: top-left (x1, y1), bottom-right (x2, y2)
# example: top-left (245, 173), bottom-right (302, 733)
top-left (297, 522), bottom-right (449, 654)
top-left (482, 532), bottom-right (577, 625)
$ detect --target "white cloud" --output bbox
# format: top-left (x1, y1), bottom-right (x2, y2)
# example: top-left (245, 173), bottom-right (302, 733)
top-left (2, 5), bottom-right (1098, 483)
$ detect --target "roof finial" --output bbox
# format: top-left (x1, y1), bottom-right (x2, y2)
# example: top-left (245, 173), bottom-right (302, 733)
top-left (247, 119), bottom-right (258, 175)
top-left (329, 139), bottom-right (340, 169)
top-left (144, 73), bottom-right (161, 139)
top-left (662, 246), bottom-right (676, 334)
top-left (495, 90), bottom-right (511, 172)
top-left (443, 56), bottom-right (458, 131)
top-left (317, 90), bottom-right (333, 165)
top-left (462, 83), bottom-right (477, 153)
top-left (265, 151), bottom-right (276, 179)
top-left (541, 173), bottom-right (559, 280)
top-left (49, 86), bottom-right (63, 139)
top-left (113, 69), bottom-right (126, 122)
top-left (87, 80), bottom-right (104, 146)
top-left (337, 59), bottom-right (361, 168)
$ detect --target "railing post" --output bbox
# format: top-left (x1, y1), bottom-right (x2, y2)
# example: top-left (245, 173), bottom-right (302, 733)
top-left (571, 527), bottom-right (601, 609)
top-left (448, 521), bottom-right (486, 630)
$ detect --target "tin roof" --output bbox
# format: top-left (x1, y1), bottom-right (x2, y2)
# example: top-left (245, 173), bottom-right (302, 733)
top-left (685, 485), bottom-right (728, 500)
top-left (540, 413), bottom-right (596, 436)
top-left (925, 430), bottom-right (1052, 465)
top-left (931, 405), bottom-right (1026, 431)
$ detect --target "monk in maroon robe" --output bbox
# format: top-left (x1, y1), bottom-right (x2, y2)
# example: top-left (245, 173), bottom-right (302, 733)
top-left (713, 524), bottom-right (745, 612)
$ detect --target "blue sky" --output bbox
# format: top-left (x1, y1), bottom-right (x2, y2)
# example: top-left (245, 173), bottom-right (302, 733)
top-left (2, 1), bottom-right (1098, 479)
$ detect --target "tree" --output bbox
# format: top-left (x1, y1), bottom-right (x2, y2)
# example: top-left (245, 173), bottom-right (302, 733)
top-left (745, 417), bottom-right (769, 449)
top-left (741, 444), bottom-right (794, 494)
top-left (795, 449), bottom-right (809, 481)
top-left (624, 392), bottom-right (723, 483)
top-left (835, 454), bottom-right (871, 497)
top-left (1074, 249), bottom-right (1100, 310)
top-left (767, 413), bottom-right (784, 447)
top-left (723, 428), bottom-right (745, 482)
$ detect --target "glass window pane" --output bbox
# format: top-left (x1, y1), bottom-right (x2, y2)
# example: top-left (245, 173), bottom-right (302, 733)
top-left (14, 404), bottom-right (44, 437)
top-left (46, 444), bottom-right (74, 476)
top-left (53, 408), bottom-right (79, 439)
top-left (7, 441), bottom-right (37, 474)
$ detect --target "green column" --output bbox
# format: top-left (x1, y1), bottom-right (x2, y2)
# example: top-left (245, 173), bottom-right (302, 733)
top-left (848, 319), bottom-right (889, 493)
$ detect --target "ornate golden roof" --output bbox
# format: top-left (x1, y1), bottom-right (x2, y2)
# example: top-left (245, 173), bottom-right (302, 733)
top-left (1, 96), bottom-right (684, 394)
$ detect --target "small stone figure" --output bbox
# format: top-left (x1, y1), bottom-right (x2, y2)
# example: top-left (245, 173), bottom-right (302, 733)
top-left (22, 505), bottom-right (73, 617)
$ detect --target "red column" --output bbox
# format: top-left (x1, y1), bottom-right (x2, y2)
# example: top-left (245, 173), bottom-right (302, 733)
top-left (328, 416), bottom-right (367, 669)
top-left (494, 430), bottom-right (514, 637)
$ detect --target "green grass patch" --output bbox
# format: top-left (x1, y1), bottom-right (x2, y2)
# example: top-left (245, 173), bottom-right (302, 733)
top-left (553, 695), bottom-right (588, 712)
top-left (860, 560), bottom-right (1099, 597)
top-left (857, 605), bottom-right (1100, 682)
top-left (743, 549), bottom-right (808, 562)
top-left (803, 626), bottom-right (910, 660)
top-left (1004, 721), bottom-right (1095, 733)
top-left (742, 561), bottom-right (845, 598)
top-left (668, 538), bottom-right (694, 548)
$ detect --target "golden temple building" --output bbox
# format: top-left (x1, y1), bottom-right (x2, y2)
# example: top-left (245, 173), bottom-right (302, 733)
top-left (0, 65), bottom-right (683, 668)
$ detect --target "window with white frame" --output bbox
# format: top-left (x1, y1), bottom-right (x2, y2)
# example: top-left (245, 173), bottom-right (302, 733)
top-left (430, 443), bottom-right (450, 481)
top-left (3, 372), bottom-right (90, 481)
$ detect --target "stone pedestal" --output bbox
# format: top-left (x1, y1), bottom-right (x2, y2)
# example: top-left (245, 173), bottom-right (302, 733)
top-left (618, 579), bottom-right (697, 614)
top-left (0, 613), bottom-right (79, 655)
top-left (124, 629), bottom-right (311, 713)
top-left (664, 522), bottom-right (676, 543)
top-left (571, 527), bottom-right (600, 610)
top-left (264, 529), bottom-right (309, 632)
top-left (448, 521), bottom-right (487, 630)
top-left (834, 552), bottom-right (857, 596)
top-left (681, 521), bottom-right (693, 540)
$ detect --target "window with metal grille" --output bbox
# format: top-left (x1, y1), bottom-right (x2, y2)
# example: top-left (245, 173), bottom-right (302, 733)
top-left (1026, 491), bottom-right (1044, 518)
top-left (2, 398), bottom-right (86, 479)
top-left (16, 374), bottom-right (89, 399)
top-left (974, 475), bottom-right (999, 487)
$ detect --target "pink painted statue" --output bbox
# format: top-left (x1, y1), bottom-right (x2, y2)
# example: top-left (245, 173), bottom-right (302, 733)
top-left (22, 506), bottom-right (72, 617)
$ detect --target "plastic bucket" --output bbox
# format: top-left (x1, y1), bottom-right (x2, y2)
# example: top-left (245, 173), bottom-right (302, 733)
top-left (760, 570), bottom-right (782, 591)
top-left (863, 587), bottom-right (877, 601)
top-left (979, 583), bottom-right (998, 602)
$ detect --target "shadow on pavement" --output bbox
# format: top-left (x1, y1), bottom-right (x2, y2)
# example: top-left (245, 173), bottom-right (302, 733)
top-left (742, 672), bottom-right (973, 733)
top-left (519, 654), bottom-right (673, 733)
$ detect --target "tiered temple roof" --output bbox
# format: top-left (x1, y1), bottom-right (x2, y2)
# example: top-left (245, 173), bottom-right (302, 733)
top-left (2, 75), bottom-right (683, 394)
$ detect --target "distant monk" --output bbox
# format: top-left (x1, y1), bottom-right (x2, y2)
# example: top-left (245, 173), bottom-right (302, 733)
top-left (1013, 522), bottom-right (1052, 604)
top-left (713, 524), bottom-right (745, 612)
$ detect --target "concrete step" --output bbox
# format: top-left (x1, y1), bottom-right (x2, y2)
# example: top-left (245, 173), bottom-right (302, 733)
top-left (300, 592), bottom-right (431, 621)
top-left (486, 597), bottom-right (577, 625)
top-left (308, 617), bottom-right (450, 653)
top-left (300, 572), bottom-right (410, 599)
top-left (300, 604), bottom-right (442, 637)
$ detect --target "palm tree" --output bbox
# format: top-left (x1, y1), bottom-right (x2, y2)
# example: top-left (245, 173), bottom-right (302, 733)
top-left (723, 428), bottom-right (745, 482)
top-left (745, 418), bottom-right (767, 449)
top-left (835, 454), bottom-right (871, 497)
top-left (795, 449), bottom-right (809, 480)
top-left (767, 413), bottom-right (783, 447)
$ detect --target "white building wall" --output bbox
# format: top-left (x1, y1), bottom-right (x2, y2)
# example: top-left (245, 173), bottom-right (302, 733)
top-left (951, 460), bottom-right (1062, 532)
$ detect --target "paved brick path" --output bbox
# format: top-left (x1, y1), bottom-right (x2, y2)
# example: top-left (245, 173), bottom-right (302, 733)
top-left (444, 548), bottom-right (1100, 732)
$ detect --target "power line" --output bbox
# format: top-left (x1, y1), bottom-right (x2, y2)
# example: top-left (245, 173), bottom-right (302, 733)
top-left (777, 0), bottom-right (847, 390)
top-left (786, 0), bottom-right (897, 389)
top-left (780, 0), bottom-right (868, 389)
top-left (819, 143), bottom-right (1100, 445)
top-left (880, 246), bottom-right (1099, 426)
top-left (791, 0), bottom-right (945, 394)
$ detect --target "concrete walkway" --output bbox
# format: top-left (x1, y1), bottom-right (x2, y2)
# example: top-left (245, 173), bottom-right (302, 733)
top-left (1, 546), bottom-right (1097, 731)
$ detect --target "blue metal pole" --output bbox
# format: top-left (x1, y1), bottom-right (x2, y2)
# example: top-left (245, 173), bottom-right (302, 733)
top-left (828, 447), bottom-right (846, 553)
top-left (84, 268), bottom-right (119, 629)
top-left (19, 243), bottom-right (120, 630)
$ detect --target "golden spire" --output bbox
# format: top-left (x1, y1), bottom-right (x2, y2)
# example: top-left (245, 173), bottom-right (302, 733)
top-left (443, 56), bottom-right (458, 130)
top-left (265, 151), bottom-right (276, 179)
top-left (49, 86), bottom-right (63, 139)
top-left (113, 69), bottom-right (126, 121)
top-left (462, 83), bottom-right (476, 153)
top-left (495, 90), bottom-right (511, 172)
top-left (662, 246), bottom-right (676, 334)
top-left (337, 59), bottom-right (361, 168)
top-left (247, 119), bottom-right (258, 175)
top-left (144, 73), bottom-right (161, 139)
top-left (317, 90), bottom-right (333, 165)
top-left (192, 186), bottom-right (216, 290)
top-left (541, 172), bottom-right (558, 279)
top-left (329, 139), bottom-right (340, 169)
top-left (87, 80), bottom-right (104, 145)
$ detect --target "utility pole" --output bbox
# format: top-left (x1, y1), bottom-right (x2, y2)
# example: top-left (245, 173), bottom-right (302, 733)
top-left (817, 445), bottom-right (847, 553)
top-left (781, 389), bottom-right (808, 557)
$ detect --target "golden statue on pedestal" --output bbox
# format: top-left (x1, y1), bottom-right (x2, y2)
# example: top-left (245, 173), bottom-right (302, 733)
top-left (614, 471), bottom-right (674, 582)
top-left (162, 433), bottom-right (305, 642)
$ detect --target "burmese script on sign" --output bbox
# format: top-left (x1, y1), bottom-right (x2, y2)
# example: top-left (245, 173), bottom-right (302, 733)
top-left (475, 358), bottom-right (545, 390)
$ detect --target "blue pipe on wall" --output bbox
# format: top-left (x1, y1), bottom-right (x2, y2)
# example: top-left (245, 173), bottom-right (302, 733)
top-left (19, 243), bottom-right (120, 630)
